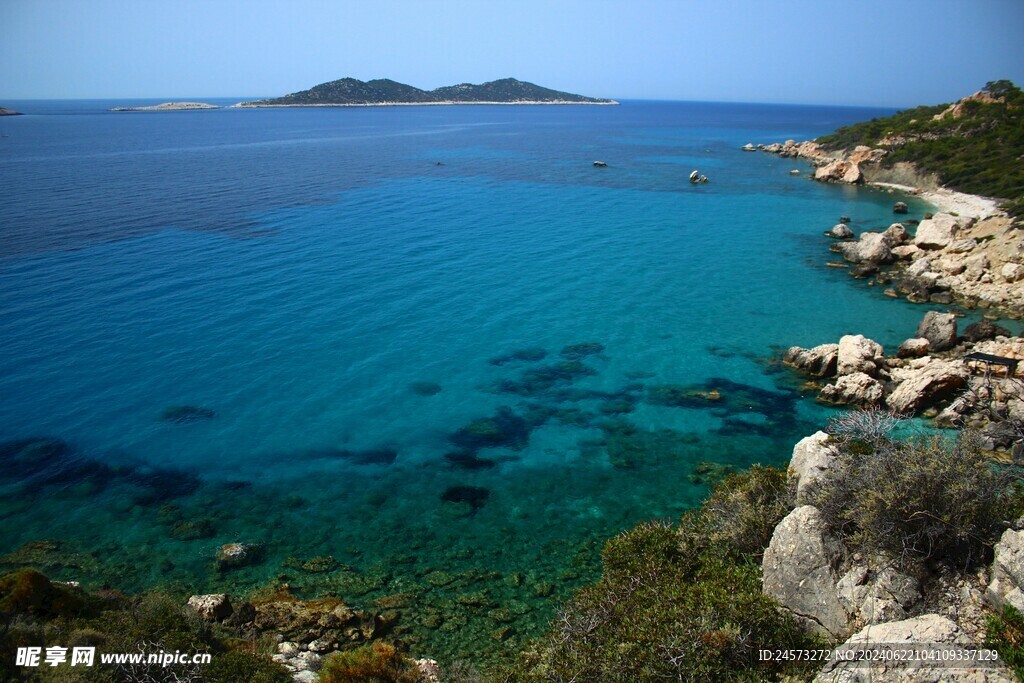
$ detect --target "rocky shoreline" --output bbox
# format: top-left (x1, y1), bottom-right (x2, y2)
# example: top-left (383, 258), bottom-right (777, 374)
top-left (744, 135), bottom-right (1024, 318)
top-left (111, 101), bottom-right (221, 111)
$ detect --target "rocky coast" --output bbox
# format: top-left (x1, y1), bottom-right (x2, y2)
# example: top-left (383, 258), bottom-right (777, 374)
top-left (110, 101), bottom-right (221, 111)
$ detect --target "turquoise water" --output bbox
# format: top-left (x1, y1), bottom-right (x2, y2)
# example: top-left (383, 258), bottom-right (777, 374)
top-left (0, 100), bottom-right (938, 661)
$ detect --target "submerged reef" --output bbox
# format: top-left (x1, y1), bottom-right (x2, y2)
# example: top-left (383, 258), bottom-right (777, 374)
top-left (488, 347), bottom-right (548, 365)
top-left (449, 407), bottom-right (530, 453)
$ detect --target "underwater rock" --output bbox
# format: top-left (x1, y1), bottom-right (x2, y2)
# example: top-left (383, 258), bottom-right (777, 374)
top-left (284, 556), bottom-right (341, 573)
top-left (688, 461), bottom-right (736, 486)
top-left (646, 384), bottom-right (722, 408)
top-left (444, 452), bottom-right (498, 470)
top-left (600, 419), bottom-right (699, 469)
top-left (159, 405), bottom-right (216, 423)
top-left (598, 397), bottom-right (636, 415)
top-left (341, 448), bottom-right (398, 466)
top-left (559, 342), bottom-right (605, 360)
top-left (217, 542), bottom-right (263, 570)
top-left (449, 407), bottom-right (530, 452)
top-left (440, 485), bottom-right (491, 513)
top-left (169, 518), bottom-right (216, 541)
top-left (488, 347), bottom-right (548, 365)
top-left (409, 381), bottom-right (442, 396)
top-left (0, 437), bottom-right (72, 477)
top-left (127, 466), bottom-right (202, 504)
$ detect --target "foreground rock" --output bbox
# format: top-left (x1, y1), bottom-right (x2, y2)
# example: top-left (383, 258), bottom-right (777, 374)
top-left (818, 372), bottom-right (884, 408)
top-left (916, 311), bottom-right (958, 351)
top-left (788, 432), bottom-right (837, 504)
top-left (887, 357), bottom-right (968, 414)
top-left (784, 344), bottom-right (839, 378)
top-left (187, 593), bottom-right (233, 621)
top-left (762, 505), bottom-right (849, 639)
top-left (987, 528), bottom-right (1024, 613)
top-left (814, 615), bottom-right (1015, 682)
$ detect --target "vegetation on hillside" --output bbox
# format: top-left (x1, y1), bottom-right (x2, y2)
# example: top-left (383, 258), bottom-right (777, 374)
top-left (816, 80), bottom-right (1024, 216)
top-left (500, 466), bottom-right (823, 683)
top-left (248, 77), bottom-right (614, 106)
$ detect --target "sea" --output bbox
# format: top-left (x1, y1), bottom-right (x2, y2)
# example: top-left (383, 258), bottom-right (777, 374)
top-left (0, 98), bottom-right (967, 663)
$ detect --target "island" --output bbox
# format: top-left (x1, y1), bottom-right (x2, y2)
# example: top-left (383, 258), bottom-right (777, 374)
top-left (110, 102), bottom-right (220, 112)
top-left (0, 107), bottom-right (23, 116)
top-left (235, 77), bottom-right (617, 107)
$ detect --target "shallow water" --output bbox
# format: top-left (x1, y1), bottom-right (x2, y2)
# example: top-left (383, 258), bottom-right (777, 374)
top-left (0, 99), bottom-right (946, 662)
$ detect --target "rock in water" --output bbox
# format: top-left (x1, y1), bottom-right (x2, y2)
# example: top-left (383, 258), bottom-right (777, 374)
top-left (897, 337), bottom-right (930, 358)
top-left (840, 233), bottom-right (893, 264)
top-left (915, 311), bottom-right (957, 351)
top-left (217, 543), bottom-right (262, 569)
top-left (886, 358), bottom-right (967, 414)
top-left (892, 201), bottom-right (908, 214)
top-left (825, 223), bottom-right (854, 239)
top-left (784, 344), bottom-right (840, 377)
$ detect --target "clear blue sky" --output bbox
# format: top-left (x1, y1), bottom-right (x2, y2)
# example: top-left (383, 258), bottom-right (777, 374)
top-left (2, 0), bottom-right (1023, 106)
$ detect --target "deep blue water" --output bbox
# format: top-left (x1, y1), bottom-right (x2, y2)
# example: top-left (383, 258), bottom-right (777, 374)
top-left (0, 98), bottom-right (940, 660)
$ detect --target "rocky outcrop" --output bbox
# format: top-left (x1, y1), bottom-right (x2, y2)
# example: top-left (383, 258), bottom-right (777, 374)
top-left (887, 357), bottom-right (968, 414)
top-left (816, 160), bottom-right (863, 184)
top-left (915, 311), bottom-right (958, 351)
top-left (837, 335), bottom-right (885, 378)
top-left (784, 344), bottom-right (839, 378)
top-left (962, 320), bottom-right (1011, 343)
top-left (818, 372), bottom-right (884, 407)
top-left (216, 542), bottom-right (262, 569)
top-left (762, 506), bottom-right (849, 638)
top-left (987, 529), bottom-right (1024, 613)
top-left (788, 432), bottom-right (837, 504)
top-left (814, 615), bottom-right (1015, 683)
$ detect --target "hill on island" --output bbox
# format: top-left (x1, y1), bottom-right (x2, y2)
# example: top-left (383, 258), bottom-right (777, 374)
top-left (240, 77), bottom-right (616, 106)
top-left (815, 79), bottom-right (1024, 216)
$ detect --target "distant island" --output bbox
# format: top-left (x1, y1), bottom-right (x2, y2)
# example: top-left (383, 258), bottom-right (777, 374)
top-left (111, 102), bottom-right (221, 112)
top-left (0, 107), bottom-right (23, 116)
top-left (236, 77), bottom-right (617, 107)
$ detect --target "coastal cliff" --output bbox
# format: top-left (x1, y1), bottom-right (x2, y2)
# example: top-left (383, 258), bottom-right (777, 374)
top-left (238, 77), bottom-right (617, 107)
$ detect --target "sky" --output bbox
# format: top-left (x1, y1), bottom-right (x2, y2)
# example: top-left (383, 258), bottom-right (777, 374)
top-left (2, 0), bottom-right (1023, 107)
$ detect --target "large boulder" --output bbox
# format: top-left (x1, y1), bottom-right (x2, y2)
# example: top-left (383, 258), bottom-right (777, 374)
top-left (886, 358), bottom-right (968, 414)
top-left (814, 614), bottom-right (1015, 683)
top-left (788, 431), bottom-right (836, 504)
top-left (784, 344), bottom-right (840, 378)
top-left (962, 320), bottom-right (1012, 343)
top-left (987, 529), bottom-right (1024, 613)
top-left (762, 506), bottom-right (849, 639)
top-left (1002, 262), bottom-right (1024, 283)
top-left (819, 372), bottom-right (885, 408)
top-left (883, 222), bottom-right (909, 245)
top-left (914, 213), bottom-right (959, 249)
top-left (915, 311), bottom-right (958, 351)
top-left (841, 233), bottom-right (893, 264)
top-left (837, 335), bottom-right (885, 377)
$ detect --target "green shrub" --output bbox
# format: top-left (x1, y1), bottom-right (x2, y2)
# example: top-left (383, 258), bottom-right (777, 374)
top-left (810, 429), bottom-right (1016, 567)
top-left (700, 465), bottom-right (794, 558)
top-left (986, 604), bottom-right (1024, 678)
top-left (503, 520), bottom-right (819, 682)
top-left (318, 641), bottom-right (423, 682)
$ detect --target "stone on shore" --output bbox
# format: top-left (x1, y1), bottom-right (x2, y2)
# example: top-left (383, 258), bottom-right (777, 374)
top-left (914, 213), bottom-right (960, 250)
top-left (762, 505), bottom-right (849, 639)
top-left (819, 372), bottom-right (884, 407)
top-left (187, 594), bottom-right (233, 621)
top-left (1002, 262), bottom-right (1024, 283)
top-left (962, 320), bottom-right (1011, 343)
top-left (883, 223), bottom-right (909, 244)
top-left (915, 311), bottom-right (958, 351)
top-left (784, 343), bottom-right (839, 377)
top-left (837, 334), bottom-right (885, 377)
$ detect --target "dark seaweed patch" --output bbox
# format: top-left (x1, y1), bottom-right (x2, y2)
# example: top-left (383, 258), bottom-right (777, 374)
top-left (560, 342), bottom-right (605, 361)
top-left (444, 452), bottom-right (498, 471)
top-left (441, 485), bottom-right (491, 512)
top-left (449, 407), bottom-right (530, 453)
top-left (489, 347), bottom-right (548, 366)
top-left (409, 381), bottom-right (443, 396)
